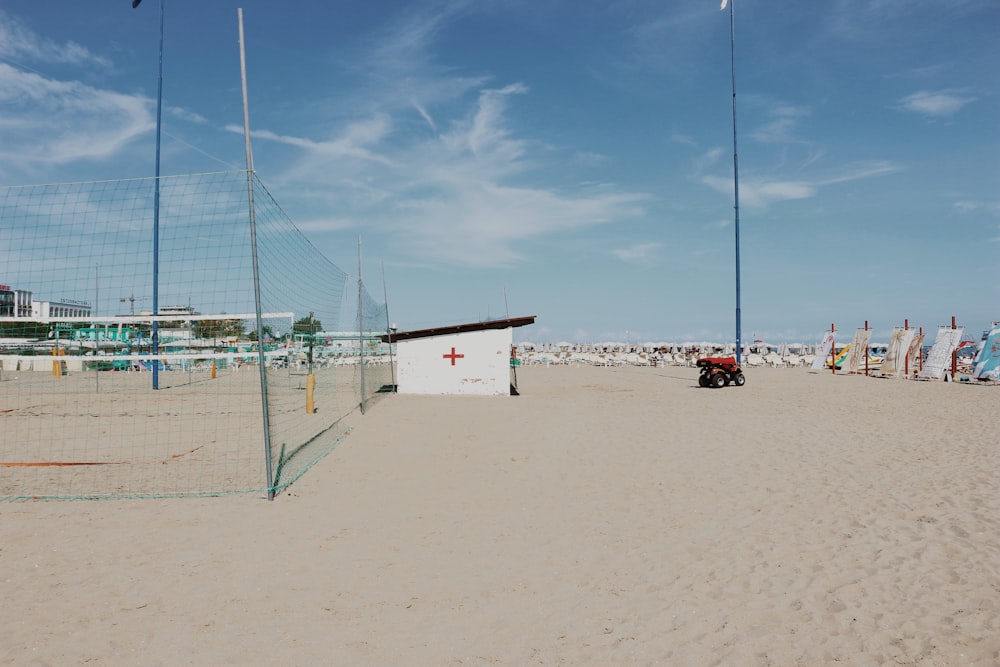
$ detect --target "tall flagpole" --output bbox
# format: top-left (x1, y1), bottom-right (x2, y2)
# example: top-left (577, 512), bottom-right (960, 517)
top-left (152, 0), bottom-right (165, 390)
top-left (131, 0), bottom-right (164, 389)
top-left (725, 0), bottom-right (742, 366)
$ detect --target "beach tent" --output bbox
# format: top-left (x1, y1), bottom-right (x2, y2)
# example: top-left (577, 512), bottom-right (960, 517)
top-left (381, 316), bottom-right (536, 396)
top-left (972, 323), bottom-right (1000, 381)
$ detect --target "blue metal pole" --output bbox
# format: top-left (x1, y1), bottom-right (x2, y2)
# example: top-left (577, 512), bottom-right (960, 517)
top-left (728, 0), bottom-right (742, 366)
top-left (151, 0), bottom-right (164, 389)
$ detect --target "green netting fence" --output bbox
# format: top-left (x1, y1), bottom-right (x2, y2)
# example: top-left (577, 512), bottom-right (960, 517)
top-left (0, 170), bottom-right (394, 500)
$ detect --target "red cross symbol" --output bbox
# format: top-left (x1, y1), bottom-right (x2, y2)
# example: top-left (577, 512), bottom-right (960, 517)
top-left (442, 347), bottom-right (464, 365)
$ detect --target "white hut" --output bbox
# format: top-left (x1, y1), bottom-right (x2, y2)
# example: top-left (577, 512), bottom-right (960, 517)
top-left (383, 316), bottom-right (536, 396)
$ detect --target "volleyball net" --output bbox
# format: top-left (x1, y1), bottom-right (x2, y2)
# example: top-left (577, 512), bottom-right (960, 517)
top-left (0, 170), bottom-right (393, 500)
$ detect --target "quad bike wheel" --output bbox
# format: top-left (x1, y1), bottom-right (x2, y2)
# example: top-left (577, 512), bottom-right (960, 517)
top-left (698, 374), bottom-right (710, 387)
top-left (710, 372), bottom-right (727, 388)
top-left (732, 372), bottom-right (745, 386)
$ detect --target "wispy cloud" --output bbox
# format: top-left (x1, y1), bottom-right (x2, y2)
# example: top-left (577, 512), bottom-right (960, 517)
top-left (382, 83), bottom-right (649, 266)
top-left (0, 10), bottom-right (112, 69)
top-left (701, 174), bottom-right (814, 207)
top-left (0, 64), bottom-right (150, 167)
top-left (342, 2), bottom-right (488, 119)
top-left (701, 160), bottom-right (898, 208)
top-left (896, 89), bottom-right (976, 118)
top-left (955, 200), bottom-right (1000, 216)
top-left (363, 1), bottom-right (466, 76)
top-left (389, 182), bottom-right (647, 268)
top-left (462, 83), bottom-right (529, 162)
top-left (243, 8), bottom-right (648, 269)
top-left (612, 242), bottom-right (664, 265)
top-left (694, 147), bottom-right (724, 172)
top-left (749, 102), bottom-right (811, 144)
top-left (817, 160), bottom-right (899, 185)
top-left (750, 117), bottom-right (801, 144)
top-left (0, 11), bottom-right (220, 178)
top-left (232, 115), bottom-right (396, 167)
top-left (412, 100), bottom-right (437, 132)
top-left (671, 133), bottom-right (698, 148)
top-left (572, 151), bottom-right (608, 167)
top-left (829, 0), bottom-right (986, 38)
top-left (168, 106), bottom-right (207, 125)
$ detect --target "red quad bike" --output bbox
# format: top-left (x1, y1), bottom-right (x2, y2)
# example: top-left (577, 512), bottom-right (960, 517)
top-left (696, 356), bottom-right (746, 388)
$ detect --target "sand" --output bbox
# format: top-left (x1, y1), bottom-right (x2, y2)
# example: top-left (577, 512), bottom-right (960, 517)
top-left (2, 365), bottom-right (998, 665)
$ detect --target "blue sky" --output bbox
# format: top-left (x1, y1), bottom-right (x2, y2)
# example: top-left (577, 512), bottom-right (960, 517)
top-left (0, 0), bottom-right (997, 344)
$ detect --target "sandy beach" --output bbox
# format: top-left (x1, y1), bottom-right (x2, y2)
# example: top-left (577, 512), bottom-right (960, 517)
top-left (2, 364), bottom-right (998, 665)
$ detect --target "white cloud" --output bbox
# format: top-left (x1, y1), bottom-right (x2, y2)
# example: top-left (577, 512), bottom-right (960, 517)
top-left (412, 101), bottom-right (436, 132)
top-left (388, 181), bottom-right (647, 268)
top-left (896, 89), bottom-right (975, 117)
top-left (250, 79), bottom-right (647, 268)
top-left (701, 174), bottom-right (814, 207)
top-left (572, 151), bottom-right (608, 167)
top-left (363, 2), bottom-right (464, 75)
top-left (0, 12), bottom-right (206, 176)
top-left (0, 10), bottom-right (112, 69)
top-left (750, 117), bottom-right (803, 144)
top-left (694, 147), bottom-right (724, 172)
top-left (344, 3), bottom-right (488, 120)
top-left (612, 242), bottom-right (664, 264)
top-left (701, 160), bottom-right (898, 208)
top-left (292, 216), bottom-right (357, 233)
top-left (167, 106), bottom-right (207, 125)
top-left (454, 83), bottom-right (529, 162)
top-left (0, 64), bottom-right (150, 166)
top-left (671, 133), bottom-right (698, 148)
top-left (219, 4), bottom-right (650, 269)
top-left (749, 102), bottom-right (811, 144)
top-left (375, 84), bottom-right (647, 267)
top-left (232, 114), bottom-right (396, 167)
top-left (817, 160), bottom-right (899, 185)
top-left (955, 200), bottom-right (1000, 216)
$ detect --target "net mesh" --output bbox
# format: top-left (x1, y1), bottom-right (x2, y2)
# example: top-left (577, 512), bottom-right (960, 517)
top-left (0, 171), bottom-right (392, 500)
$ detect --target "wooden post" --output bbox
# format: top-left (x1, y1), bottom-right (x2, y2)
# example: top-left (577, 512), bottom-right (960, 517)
top-left (904, 319), bottom-right (910, 378)
top-left (305, 374), bottom-right (316, 414)
top-left (830, 323), bottom-right (836, 375)
top-left (918, 327), bottom-right (924, 374)
top-left (951, 316), bottom-right (958, 378)
top-left (864, 320), bottom-right (869, 376)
